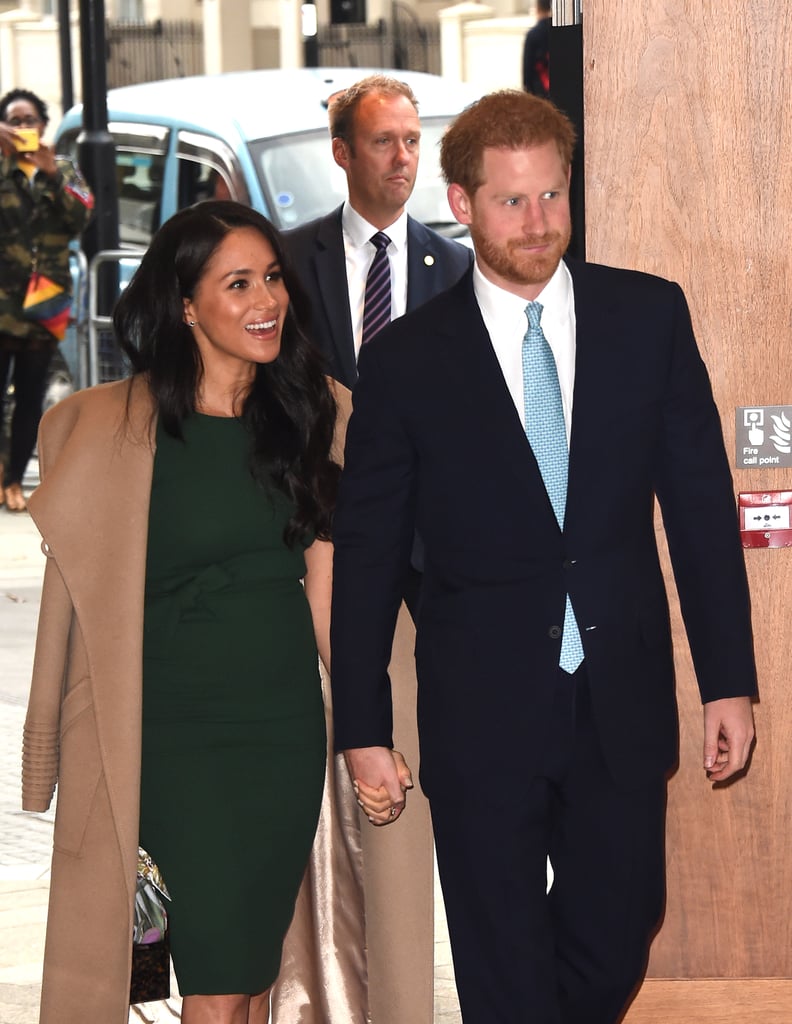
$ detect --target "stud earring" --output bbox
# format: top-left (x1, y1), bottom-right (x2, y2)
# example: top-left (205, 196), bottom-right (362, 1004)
top-left (188, 320), bottom-right (196, 326)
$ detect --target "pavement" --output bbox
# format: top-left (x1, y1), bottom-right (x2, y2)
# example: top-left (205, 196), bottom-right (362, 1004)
top-left (0, 461), bottom-right (461, 1024)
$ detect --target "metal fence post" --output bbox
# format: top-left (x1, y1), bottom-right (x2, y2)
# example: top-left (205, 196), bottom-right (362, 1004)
top-left (86, 250), bottom-right (144, 387)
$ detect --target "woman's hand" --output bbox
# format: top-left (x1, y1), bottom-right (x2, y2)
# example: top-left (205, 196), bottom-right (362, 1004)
top-left (0, 123), bottom-right (20, 158)
top-left (23, 140), bottom-right (58, 178)
top-left (352, 749), bottom-right (414, 826)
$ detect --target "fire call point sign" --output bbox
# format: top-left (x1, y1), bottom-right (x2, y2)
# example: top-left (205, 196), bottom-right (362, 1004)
top-left (735, 406), bottom-right (792, 468)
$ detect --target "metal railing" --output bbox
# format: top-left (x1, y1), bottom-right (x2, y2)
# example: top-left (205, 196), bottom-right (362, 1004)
top-left (317, 17), bottom-right (441, 74)
top-left (66, 248), bottom-right (89, 390)
top-left (106, 19), bottom-right (204, 89)
top-left (552, 0), bottom-right (582, 25)
top-left (85, 249), bottom-right (145, 388)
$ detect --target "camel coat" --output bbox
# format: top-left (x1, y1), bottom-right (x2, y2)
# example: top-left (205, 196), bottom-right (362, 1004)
top-left (23, 375), bottom-right (434, 1023)
top-left (23, 377), bottom-right (161, 1022)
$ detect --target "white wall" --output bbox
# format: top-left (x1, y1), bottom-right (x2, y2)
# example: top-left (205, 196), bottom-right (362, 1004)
top-left (141, 0), bottom-right (201, 19)
top-left (440, 2), bottom-right (532, 89)
top-left (0, 0), bottom-right (533, 118)
top-left (0, 10), bottom-right (69, 131)
top-left (460, 14), bottom-right (530, 88)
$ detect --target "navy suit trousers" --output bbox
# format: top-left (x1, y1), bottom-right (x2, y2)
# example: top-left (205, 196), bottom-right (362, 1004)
top-left (430, 667), bottom-right (667, 1024)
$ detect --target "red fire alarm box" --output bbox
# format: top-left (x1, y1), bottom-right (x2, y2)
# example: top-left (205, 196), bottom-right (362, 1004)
top-left (739, 491), bottom-right (792, 548)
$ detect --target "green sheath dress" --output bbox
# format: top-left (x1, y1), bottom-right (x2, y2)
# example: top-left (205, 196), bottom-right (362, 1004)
top-left (139, 414), bottom-right (326, 995)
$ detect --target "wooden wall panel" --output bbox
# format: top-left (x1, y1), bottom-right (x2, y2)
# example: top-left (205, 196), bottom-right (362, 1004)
top-left (624, 979), bottom-right (792, 1023)
top-left (583, 0), bottom-right (792, 984)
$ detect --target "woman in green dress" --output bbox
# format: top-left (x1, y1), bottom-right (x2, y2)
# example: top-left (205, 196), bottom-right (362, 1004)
top-left (24, 199), bottom-right (408, 1023)
top-left (116, 200), bottom-right (345, 1022)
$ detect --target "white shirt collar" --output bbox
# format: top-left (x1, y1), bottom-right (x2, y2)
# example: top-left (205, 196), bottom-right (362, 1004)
top-left (535, 260), bottom-right (574, 328)
top-left (342, 201), bottom-right (408, 253)
top-left (473, 258), bottom-right (573, 326)
top-left (472, 257), bottom-right (576, 441)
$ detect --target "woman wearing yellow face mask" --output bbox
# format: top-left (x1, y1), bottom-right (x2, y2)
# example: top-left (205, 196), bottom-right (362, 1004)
top-left (0, 88), bottom-right (93, 512)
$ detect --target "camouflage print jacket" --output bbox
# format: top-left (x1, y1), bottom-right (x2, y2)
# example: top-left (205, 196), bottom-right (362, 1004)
top-left (0, 153), bottom-right (94, 350)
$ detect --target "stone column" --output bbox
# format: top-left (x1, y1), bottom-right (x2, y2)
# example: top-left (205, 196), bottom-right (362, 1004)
top-left (202, 0), bottom-right (253, 74)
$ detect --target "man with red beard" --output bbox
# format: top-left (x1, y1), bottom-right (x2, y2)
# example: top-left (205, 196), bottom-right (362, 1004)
top-left (330, 91), bottom-right (757, 1024)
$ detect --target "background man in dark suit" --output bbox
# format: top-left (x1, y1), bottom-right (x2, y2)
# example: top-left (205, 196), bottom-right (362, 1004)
top-left (523, 0), bottom-right (552, 97)
top-left (330, 91), bottom-right (757, 1024)
top-left (285, 74), bottom-right (472, 1024)
top-left (283, 74), bottom-right (472, 390)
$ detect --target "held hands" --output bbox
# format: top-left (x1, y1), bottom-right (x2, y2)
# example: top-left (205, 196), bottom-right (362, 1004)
top-left (702, 696), bottom-right (755, 783)
top-left (344, 746), bottom-right (414, 826)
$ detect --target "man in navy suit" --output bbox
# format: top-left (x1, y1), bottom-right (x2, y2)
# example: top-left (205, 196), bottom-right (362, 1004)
top-left (283, 74), bottom-right (472, 390)
top-left (284, 75), bottom-right (471, 1024)
top-left (286, 73), bottom-right (471, 617)
top-left (330, 91), bottom-right (757, 1023)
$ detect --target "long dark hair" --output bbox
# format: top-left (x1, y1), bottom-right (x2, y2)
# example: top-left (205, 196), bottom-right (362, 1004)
top-left (113, 200), bottom-right (339, 544)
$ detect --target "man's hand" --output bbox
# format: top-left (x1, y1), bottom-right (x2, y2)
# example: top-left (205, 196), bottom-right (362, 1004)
top-left (344, 746), bottom-right (413, 826)
top-left (702, 696), bottom-right (755, 783)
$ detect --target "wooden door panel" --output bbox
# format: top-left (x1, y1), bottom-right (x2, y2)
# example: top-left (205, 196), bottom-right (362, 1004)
top-left (584, 0), bottom-right (792, 983)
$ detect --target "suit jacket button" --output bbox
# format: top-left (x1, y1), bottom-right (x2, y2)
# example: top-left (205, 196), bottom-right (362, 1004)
top-left (548, 625), bottom-right (562, 639)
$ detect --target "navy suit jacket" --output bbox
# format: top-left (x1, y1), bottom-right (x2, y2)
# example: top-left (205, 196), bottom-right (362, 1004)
top-left (330, 261), bottom-right (757, 795)
top-left (283, 205), bottom-right (473, 388)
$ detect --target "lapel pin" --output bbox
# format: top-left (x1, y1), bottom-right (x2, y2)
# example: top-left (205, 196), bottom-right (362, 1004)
top-left (424, 254), bottom-right (435, 267)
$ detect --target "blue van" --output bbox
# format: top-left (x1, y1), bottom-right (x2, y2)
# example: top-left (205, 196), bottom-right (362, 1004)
top-left (56, 68), bottom-right (479, 246)
top-left (55, 67), bottom-right (478, 384)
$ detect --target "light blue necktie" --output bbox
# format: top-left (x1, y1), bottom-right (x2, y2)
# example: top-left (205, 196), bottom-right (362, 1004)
top-left (522, 301), bottom-right (584, 674)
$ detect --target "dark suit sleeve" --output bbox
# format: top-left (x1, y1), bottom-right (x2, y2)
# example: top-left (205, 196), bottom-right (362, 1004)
top-left (330, 339), bottom-right (418, 751)
top-left (283, 211), bottom-right (358, 389)
top-left (653, 283), bottom-right (757, 701)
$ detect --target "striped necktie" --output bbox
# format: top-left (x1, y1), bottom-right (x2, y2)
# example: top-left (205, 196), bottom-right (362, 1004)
top-left (361, 232), bottom-right (392, 347)
top-left (522, 300), bottom-right (584, 675)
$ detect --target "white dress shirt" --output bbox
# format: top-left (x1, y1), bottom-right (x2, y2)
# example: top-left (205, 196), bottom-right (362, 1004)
top-left (342, 202), bottom-right (409, 359)
top-left (473, 259), bottom-right (576, 444)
